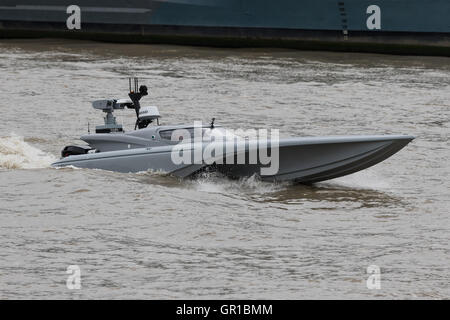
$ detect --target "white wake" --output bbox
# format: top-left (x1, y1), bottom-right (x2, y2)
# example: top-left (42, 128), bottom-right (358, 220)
top-left (0, 134), bottom-right (57, 169)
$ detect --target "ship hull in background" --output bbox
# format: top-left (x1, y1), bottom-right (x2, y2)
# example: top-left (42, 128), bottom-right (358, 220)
top-left (0, 0), bottom-right (449, 56)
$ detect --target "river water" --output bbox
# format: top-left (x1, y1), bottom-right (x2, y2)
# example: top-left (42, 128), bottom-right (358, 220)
top-left (0, 39), bottom-right (448, 299)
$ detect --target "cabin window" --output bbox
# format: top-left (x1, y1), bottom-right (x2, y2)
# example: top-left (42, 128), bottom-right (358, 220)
top-left (159, 129), bottom-right (175, 141)
top-left (159, 128), bottom-right (197, 142)
top-left (159, 128), bottom-right (237, 142)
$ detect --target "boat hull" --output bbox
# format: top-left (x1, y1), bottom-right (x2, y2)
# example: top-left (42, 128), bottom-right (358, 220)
top-left (52, 135), bottom-right (414, 183)
top-left (51, 146), bottom-right (205, 177)
top-left (217, 135), bottom-right (414, 183)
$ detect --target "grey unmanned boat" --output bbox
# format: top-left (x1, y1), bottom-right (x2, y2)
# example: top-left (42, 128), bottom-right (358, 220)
top-left (52, 79), bottom-right (414, 183)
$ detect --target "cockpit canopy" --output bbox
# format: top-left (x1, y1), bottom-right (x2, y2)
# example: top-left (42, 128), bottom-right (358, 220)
top-left (158, 127), bottom-right (243, 143)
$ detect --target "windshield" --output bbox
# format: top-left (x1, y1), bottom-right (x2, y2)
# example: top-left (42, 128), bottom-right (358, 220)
top-left (159, 127), bottom-right (242, 143)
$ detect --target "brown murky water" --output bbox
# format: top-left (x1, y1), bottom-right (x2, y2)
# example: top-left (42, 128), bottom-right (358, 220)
top-left (0, 39), bottom-right (449, 299)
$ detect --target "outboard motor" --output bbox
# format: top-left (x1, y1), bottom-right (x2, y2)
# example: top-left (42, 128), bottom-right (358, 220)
top-left (61, 145), bottom-right (91, 158)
